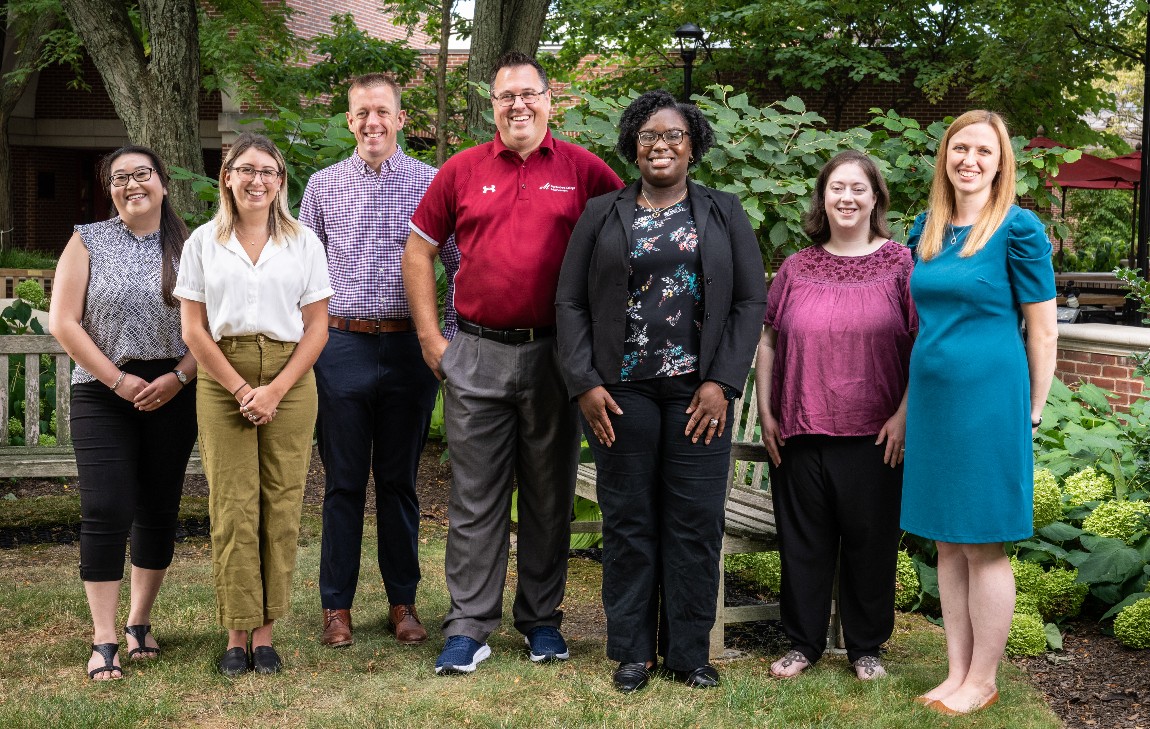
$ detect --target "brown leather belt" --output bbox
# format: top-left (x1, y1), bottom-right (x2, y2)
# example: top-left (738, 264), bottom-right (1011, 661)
top-left (328, 316), bottom-right (413, 334)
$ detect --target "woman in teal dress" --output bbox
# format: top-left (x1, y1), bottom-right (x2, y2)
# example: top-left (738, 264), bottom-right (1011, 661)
top-left (900, 110), bottom-right (1057, 716)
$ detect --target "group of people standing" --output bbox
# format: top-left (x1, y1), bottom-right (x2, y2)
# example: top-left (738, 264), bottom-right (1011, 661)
top-left (50, 49), bottom-right (1054, 716)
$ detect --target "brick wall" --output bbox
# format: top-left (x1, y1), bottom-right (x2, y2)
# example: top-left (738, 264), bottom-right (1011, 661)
top-left (1055, 324), bottom-right (1150, 409)
top-left (288, 0), bottom-right (435, 49)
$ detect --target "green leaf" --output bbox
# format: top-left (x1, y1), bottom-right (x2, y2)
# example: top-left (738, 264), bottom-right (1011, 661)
top-left (1038, 522), bottom-right (1084, 543)
top-left (1100, 592), bottom-right (1150, 621)
top-left (1076, 545), bottom-right (1144, 585)
top-left (1043, 622), bottom-right (1063, 651)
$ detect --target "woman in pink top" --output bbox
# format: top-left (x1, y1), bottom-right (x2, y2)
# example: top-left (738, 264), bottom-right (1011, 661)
top-left (756, 150), bottom-right (916, 680)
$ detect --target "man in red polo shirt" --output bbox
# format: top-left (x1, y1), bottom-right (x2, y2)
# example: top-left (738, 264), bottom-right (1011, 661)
top-left (404, 51), bottom-right (622, 675)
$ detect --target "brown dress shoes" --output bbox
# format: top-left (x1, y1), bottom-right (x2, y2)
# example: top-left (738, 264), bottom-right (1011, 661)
top-left (388, 604), bottom-right (428, 645)
top-left (322, 608), bottom-right (353, 648)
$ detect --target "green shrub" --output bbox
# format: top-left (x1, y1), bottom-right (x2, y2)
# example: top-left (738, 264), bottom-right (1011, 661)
top-left (1005, 612), bottom-right (1048, 657)
top-left (1037, 567), bottom-right (1088, 621)
top-left (726, 551), bottom-right (782, 595)
top-left (13, 280), bottom-right (47, 310)
top-left (1011, 556), bottom-right (1046, 597)
top-left (1033, 468), bottom-right (1063, 530)
top-left (1082, 500), bottom-right (1150, 544)
top-left (1014, 592), bottom-right (1042, 618)
top-left (894, 551), bottom-right (919, 610)
top-left (1113, 598), bottom-right (1150, 649)
top-left (1062, 467), bottom-right (1114, 506)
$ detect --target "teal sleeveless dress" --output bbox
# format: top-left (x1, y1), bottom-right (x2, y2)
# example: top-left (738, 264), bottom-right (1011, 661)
top-left (900, 206), bottom-right (1055, 543)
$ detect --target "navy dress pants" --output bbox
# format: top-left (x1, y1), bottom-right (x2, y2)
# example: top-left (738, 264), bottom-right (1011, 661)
top-left (316, 328), bottom-right (438, 608)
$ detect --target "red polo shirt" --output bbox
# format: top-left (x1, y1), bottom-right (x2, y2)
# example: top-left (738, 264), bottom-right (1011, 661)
top-left (410, 130), bottom-right (622, 329)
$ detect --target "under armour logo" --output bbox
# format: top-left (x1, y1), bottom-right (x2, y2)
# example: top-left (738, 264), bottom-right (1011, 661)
top-left (483, 185), bottom-right (496, 193)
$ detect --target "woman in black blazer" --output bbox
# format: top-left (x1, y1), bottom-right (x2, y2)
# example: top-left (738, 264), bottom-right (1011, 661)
top-left (556, 89), bottom-right (766, 692)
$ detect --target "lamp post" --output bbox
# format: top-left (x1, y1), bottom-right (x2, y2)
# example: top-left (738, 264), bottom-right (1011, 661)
top-left (674, 23), bottom-right (705, 103)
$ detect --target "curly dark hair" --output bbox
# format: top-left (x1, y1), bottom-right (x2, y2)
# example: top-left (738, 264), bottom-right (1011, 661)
top-left (803, 150), bottom-right (892, 245)
top-left (616, 90), bottom-right (714, 166)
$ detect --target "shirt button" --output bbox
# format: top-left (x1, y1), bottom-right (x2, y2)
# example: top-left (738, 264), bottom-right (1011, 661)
top-left (522, 184), bottom-right (526, 188)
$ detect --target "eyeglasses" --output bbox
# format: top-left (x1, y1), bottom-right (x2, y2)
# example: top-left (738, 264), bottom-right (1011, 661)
top-left (637, 129), bottom-right (688, 147)
top-left (109, 167), bottom-right (155, 187)
top-left (229, 166), bottom-right (282, 182)
top-left (491, 89), bottom-right (548, 107)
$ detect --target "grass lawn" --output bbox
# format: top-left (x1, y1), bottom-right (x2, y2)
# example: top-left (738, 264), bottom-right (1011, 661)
top-left (0, 505), bottom-right (1061, 729)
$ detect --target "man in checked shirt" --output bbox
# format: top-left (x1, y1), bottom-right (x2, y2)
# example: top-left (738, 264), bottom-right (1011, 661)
top-left (299, 73), bottom-right (459, 649)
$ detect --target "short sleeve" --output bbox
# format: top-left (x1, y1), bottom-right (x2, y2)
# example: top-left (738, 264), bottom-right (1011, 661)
top-left (409, 158), bottom-right (458, 247)
top-left (764, 256), bottom-right (792, 328)
top-left (905, 212), bottom-right (927, 257)
top-left (297, 227), bottom-right (334, 307)
top-left (1006, 207), bottom-right (1056, 303)
top-left (173, 224), bottom-right (208, 303)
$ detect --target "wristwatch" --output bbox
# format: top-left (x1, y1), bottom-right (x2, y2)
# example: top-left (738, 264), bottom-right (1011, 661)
top-left (172, 369), bottom-right (189, 386)
top-left (713, 381), bottom-right (737, 401)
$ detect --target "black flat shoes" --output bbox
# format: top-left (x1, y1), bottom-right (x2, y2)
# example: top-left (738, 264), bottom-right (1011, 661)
top-left (252, 645), bottom-right (282, 674)
top-left (218, 647), bottom-right (248, 677)
top-left (671, 664), bottom-right (721, 688)
top-left (613, 662), bottom-right (654, 692)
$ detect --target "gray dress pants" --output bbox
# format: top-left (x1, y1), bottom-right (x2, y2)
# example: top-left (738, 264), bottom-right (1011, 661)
top-left (440, 332), bottom-right (579, 643)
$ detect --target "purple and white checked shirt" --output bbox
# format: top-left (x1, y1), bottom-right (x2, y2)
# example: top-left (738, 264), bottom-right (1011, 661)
top-left (300, 148), bottom-right (459, 338)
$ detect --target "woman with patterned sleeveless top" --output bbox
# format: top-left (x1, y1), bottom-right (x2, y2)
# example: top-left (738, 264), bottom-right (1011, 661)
top-left (557, 90), bottom-right (765, 691)
top-left (175, 132), bottom-right (332, 677)
top-left (756, 151), bottom-right (916, 681)
top-left (49, 146), bottom-right (198, 680)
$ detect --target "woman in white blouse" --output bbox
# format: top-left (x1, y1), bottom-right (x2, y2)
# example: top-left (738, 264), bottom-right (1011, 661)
top-left (175, 132), bottom-right (332, 677)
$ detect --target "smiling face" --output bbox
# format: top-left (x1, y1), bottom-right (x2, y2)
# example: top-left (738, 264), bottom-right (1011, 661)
top-left (823, 162), bottom-right (876, 239)
top-left (635, 108), bottom-right (692, 190)
top-left (224, 148), bottom-right (282, 218)
top-left (346, 82), bottom-right (406, 168)
top-left (109, 152), bottom-right (166, 227)
top-left (491, 64), bottom-right (551, 157)
top-left (946, 122), bottom-right (1002, 206)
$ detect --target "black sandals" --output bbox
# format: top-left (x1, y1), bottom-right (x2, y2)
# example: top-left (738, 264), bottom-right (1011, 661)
top-left (124, 624), bottom-right (160, 659)
top-left (88, 643), bottom-right (123, 680)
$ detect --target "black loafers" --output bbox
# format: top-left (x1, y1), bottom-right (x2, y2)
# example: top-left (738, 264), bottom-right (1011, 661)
top-left (671, 664), bottom-right (720, 688)
top-left (218, 647), bottom-right (248, 677)
top-left (613, 662), bottom-right (654, 692)
top-left (252, 645), bottom-right (282, 674)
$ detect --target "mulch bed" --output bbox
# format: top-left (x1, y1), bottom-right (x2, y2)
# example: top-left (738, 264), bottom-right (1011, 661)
top-left (3, 440), bottom-right (1148, 727)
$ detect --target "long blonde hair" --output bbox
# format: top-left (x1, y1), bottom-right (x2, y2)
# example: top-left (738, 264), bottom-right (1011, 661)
top-left (212, 132), bottom-right (300, 244)
top-left (918, 110), bottom-right (1015, 261)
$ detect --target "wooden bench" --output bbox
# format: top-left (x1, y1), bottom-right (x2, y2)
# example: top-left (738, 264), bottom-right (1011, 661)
top-left (0, 334), bottom-right (202, 477)
top-left (573, 358), bottom-right (842, 658)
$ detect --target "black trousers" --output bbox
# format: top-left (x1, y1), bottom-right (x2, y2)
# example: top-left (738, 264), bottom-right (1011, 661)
top-left (72, 358), bottom-right (198, 582)
top-left (768, 434), bottom-right (902, 664)
top-left (586, 374), bottom-right (731, 671)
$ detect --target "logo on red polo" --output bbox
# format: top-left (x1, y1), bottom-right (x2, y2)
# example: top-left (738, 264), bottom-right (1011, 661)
top-left (539, 182), bottom-right (575, 193)
top-left (482, 185), bottom-right (496, 193)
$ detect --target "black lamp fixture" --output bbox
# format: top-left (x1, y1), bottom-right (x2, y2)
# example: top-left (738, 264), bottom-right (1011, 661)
top-left (673, 23), bottom-right (705, 103)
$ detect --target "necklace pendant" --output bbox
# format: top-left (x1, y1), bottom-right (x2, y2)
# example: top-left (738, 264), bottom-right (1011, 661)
top-left (651, 210), bottom-right (661, 218)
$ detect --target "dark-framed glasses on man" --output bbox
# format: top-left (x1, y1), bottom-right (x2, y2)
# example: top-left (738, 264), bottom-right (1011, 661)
top-left (491, 89), bottom-right (548, 107)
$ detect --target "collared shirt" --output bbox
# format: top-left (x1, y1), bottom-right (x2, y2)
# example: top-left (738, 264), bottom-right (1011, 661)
top-left (410, 129), bottom-right (623, 329)
top-left (299, 148), bottom-right (459, 338)
top-left (174, 220), bottom-right (333, 342)
top-left (72, 217), bottom-right (188, 385)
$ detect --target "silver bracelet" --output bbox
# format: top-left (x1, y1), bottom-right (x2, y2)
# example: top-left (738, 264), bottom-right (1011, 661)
top-left (109, 371), bottom-right (126, 390)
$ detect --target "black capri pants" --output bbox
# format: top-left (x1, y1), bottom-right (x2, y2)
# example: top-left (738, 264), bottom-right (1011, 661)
top-left (73, 358), bottom-right (197, 582)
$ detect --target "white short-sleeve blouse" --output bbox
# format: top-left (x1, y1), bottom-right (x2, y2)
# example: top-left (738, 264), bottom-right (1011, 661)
top-left (174, 220), bottom-right (333, 342)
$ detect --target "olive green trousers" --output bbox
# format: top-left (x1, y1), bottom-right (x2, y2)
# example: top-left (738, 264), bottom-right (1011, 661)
top-left (199, 335), bottom-right (317, 631)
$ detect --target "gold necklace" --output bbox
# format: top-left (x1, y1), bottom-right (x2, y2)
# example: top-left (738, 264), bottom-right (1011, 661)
top-left (640, 188), bottom-right (687, 218)
top-left (235, 228), bottom-right (266, 247)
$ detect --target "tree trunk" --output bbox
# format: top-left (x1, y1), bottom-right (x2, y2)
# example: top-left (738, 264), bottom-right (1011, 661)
top-left (465, 0), bottom-right (549, 136)
top-left (58, 0), bottom-right (205, 218)
top-left (435, 0), bottom-right (451, 167)
top-left (0, 9), bottom-right (59, 249)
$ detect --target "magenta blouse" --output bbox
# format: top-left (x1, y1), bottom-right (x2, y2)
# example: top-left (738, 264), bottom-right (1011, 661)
top-left (765, 240), bottom-right (917, 439)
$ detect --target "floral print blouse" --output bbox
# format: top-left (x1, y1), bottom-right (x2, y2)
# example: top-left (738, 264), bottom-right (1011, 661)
top-left (621, 201), bottom-right (704, 380)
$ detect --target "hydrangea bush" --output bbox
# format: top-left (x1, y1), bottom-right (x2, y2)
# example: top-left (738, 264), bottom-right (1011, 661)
top-left (1032, 468), bottom-right (1062, 530)
top-left (1081, 500), bottom-right (1150, 545)
top-left (1114, 598), bottom-right (1150, 649)
top-left (1005, 612), bottom-right (1048, 657)
top-left (1061, 467), bottom-right (1114, 507)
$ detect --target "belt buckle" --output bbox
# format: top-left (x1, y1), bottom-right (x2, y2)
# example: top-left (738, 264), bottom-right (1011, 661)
top-left (525, 328), bottom-right (534, 343)
top-left (372, 320), bottom-right (382, 334)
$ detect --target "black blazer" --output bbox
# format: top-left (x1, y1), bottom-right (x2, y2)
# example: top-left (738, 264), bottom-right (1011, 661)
top-left (556, 179), bottom-right (766, 400)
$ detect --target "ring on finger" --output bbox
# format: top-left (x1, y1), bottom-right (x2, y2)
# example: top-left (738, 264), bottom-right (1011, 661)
top-left (708, 418), bottom-right (719, 427)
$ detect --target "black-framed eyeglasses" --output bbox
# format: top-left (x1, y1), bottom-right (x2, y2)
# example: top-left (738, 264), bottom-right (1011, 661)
top-left (229, 166), bottom-right (282, 182)
top-left (109, 167), bottom-right (155, 187)
top-left (637, 129), bottom-right (688, 147)
top-left (491, 89), bottom-right (549, 107)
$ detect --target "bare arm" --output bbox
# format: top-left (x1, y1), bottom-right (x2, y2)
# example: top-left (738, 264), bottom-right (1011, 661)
top-left (180, 298), bottom-right (250, 405)
top-left (402, 231), bottom-right (449, 379)
top-left (754, 327), bottom-right (783, 467)
top-left (1022, 298), bottom-right (1058, 429)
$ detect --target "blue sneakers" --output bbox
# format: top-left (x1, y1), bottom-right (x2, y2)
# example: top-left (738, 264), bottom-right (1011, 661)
top-left (525, 626), bottom-right (569, 663)
top-left (435, 635), bottom-right (492, 675)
